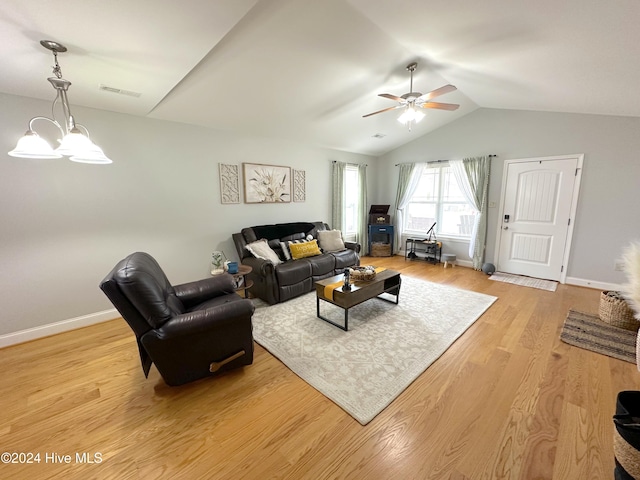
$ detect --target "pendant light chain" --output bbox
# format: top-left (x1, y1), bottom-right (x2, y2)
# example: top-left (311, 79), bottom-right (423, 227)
top-left (52, 49), bottom-right (63, 79)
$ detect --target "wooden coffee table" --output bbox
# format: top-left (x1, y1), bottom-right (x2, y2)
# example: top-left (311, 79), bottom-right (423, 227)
top-left (314, 269), bottom-right (401, 331)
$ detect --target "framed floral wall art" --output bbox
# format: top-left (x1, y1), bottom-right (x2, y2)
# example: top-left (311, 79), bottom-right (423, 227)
top-left (242, 163), bottom-right (291, 203)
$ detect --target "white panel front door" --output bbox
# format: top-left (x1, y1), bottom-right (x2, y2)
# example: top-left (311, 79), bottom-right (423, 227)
top-left (497, 157), bottom-right (579, 281)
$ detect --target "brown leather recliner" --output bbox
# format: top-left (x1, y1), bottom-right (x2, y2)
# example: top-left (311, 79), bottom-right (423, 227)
top-left (99, 252), bottom-right (255, 386)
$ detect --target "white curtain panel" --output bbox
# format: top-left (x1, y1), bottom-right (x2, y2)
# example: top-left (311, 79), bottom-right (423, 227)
top-left (450, 156), bottom-right (491, 270)
top-left (393, 163), bottom-right (425, 253)
top-left (357, 164), bottom-right (368, 253)
top-left (331, 161), bottom-right (346, 232)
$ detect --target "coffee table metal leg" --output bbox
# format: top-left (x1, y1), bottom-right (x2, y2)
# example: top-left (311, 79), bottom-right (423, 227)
top-left (316, 296), bottom-right (349, 331)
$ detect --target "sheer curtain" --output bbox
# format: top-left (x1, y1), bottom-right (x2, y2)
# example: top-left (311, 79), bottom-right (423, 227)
top-left (331, 161), bottom-right (346, 232)
top-left (450, 156), bottom-right (491, 270)
top-left (332, 162), bottom-right (368, 253)
top-left (357, 164), bottom-right (368, 253)
top-left (393, 163), bottom-right (425, 253)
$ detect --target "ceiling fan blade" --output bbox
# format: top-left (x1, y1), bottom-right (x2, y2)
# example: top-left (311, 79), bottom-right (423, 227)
top-left (362, 105), bottom-right (402, 118)
top-left (417, 84), bottom-right (457, 102)
top-left (378, 93), bottom-right (404, 102)
top-left (420, 102), bottom-right (460, 111)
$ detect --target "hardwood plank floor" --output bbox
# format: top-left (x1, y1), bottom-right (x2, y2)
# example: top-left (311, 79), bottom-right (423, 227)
top-left (1, 256), bottom-right (637, 479)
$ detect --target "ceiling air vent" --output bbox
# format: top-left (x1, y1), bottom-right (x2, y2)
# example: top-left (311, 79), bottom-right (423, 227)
top-left (99, 84), bottom-right (141, 98)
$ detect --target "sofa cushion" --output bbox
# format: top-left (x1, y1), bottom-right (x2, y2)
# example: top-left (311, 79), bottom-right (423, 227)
top-left (289, 239), bottom-right (322, 260)
top-left (317, 229), bottom-right (346, 252)
top-left (332, 249), bottom-right (359, 269)
top-left (276, 260), bottom-right (312, 286)
top-left (306, 253), bottom-right (336, 276)
top-left (246, 239), bottom-right (282, 265)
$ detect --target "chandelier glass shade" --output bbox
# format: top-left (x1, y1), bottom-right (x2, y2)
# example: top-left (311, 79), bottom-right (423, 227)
top-left (7, 40), bottom-right (112, 164)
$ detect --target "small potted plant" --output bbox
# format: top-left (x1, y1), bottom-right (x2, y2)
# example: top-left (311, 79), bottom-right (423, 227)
top-left (211, 251), bottom-right (226, 275)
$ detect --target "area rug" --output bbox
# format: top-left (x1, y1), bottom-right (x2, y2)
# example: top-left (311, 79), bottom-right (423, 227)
top-left (251, 276), bottom-right (497, 425)
top-left (560, 309), bottom-right (637, 363)
top-left (489, 272), bottom-right (558, 292)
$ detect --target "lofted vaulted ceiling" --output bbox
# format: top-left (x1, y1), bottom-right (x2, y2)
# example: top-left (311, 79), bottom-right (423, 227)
top-left (1, 0), bottom-right (639, 156)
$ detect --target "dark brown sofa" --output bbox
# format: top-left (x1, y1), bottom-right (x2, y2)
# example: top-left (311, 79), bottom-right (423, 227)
top-left (232, 221), bottom-right (360, 304)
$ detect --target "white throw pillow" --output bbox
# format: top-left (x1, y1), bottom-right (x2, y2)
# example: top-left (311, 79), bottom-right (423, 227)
top-left (317, 229), bottom-right (346, 252)
top-left (246, 239), bottom-right (282, 265)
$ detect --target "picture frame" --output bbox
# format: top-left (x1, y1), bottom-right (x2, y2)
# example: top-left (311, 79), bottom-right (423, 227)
top-left (293, 169), bottom-right (306, 202)
top-left (242, 162), bottom-right (291, 203)
top-left (219, 163), bottom-right (240, 204)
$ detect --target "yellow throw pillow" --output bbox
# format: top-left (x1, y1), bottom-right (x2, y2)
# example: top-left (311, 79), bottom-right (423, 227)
top-left (289, 239), bottom-right (322, 260)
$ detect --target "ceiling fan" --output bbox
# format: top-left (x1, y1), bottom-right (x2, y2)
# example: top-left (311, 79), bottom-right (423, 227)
top-left (363, 62), bottom-right (459, 127)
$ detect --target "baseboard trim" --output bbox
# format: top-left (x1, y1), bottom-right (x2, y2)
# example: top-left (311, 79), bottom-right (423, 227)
top-left (3, 275), bottom-right (612, 348)
top-left (392, 252), bottom-right (473, 269)
top-left (565, 277), bottom-right (622, 291)
top-left (0, 309), bottom-right (119, 349)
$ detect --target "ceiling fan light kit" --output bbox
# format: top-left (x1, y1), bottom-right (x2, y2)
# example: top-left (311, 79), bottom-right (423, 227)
top-left (8, 40), bottom-right (112, 164)
top-left (363, 62), bottom-right (459, 131)
top-left (397, 106), bottom-right (425, 125)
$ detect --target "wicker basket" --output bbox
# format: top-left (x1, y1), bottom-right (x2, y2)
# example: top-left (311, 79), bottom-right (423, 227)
top-left (370, 242), bottom-right (391, 257)
top-left (348, 266), bottom-right (376, 281)
top-left (599, 291), bottom-right (639, 331)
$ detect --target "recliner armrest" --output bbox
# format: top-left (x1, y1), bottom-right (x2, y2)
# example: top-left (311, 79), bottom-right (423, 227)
top-left (152, 298), bottom-right (255, 340)
top-left (345, 241), bottom-right (361, 254)
top-left (241, 256), bottom-right (276, 277)
top-left (173, 275), bottom-right (236, 309)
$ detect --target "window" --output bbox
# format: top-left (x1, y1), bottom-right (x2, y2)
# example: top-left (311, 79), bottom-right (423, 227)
top-left (405, 165), bottom-right (477, 238)
top-left (344, 165), bottom-right (360, 237)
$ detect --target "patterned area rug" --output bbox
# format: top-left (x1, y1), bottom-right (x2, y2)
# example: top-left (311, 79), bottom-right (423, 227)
top-left (489, 272), bottom-right (558, 291)
top-left (251, 276), bottom-right (497, 425)
top-left (560, 309), bottom-right (637, 363)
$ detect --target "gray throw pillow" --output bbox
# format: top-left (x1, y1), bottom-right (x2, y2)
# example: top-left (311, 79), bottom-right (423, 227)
top-left (317, 229), bottom-right (346, 252)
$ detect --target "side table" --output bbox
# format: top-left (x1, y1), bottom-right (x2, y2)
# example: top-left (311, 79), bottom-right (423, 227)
top-left (368, 224), bottom-right (394, 256)
top-left (232, 265), bottom-right (253, 298)
top-left (404, 238), bottom-right (442, 264)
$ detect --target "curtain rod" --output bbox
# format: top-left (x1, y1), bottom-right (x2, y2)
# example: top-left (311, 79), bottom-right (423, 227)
top-left (332, 160), bottom-right (368, 166)
top-left (395, 154), bottom-right (497, 166)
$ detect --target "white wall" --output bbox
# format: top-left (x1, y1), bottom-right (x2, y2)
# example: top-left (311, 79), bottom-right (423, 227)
top-left (0, 92), bottom-right (373, 337)
top-left (4, 96), bottom-right (637, 340)
top-left (376, 108), bottom-right (640, 286)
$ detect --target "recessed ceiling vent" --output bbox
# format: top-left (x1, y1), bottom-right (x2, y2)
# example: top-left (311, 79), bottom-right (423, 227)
top-left (99, 84), bottom-right (141, 98)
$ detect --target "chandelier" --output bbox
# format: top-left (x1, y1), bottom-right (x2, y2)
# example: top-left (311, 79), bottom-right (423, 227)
top-left (8, 40), bottom-right (112, 164)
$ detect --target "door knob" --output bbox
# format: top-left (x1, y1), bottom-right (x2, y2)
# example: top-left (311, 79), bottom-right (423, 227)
top-left (503, 226), bottom-right (509, 230)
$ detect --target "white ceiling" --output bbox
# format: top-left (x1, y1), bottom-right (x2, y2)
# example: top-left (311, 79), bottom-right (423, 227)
top-left (2, 0), bottom-right (640, 156)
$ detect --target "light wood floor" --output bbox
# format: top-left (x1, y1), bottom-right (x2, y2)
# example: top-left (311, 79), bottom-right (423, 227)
top-left (1, 256), bottom-right (637, 479)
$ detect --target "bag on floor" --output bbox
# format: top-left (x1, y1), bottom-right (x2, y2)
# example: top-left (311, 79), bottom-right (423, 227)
top-left (614, 391), bottom-right (640, 479)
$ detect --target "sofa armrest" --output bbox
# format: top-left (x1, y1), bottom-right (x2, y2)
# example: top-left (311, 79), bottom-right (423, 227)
top-left (241, 256), bottom-right (276, 277)
top-left (152, 298), bottom-right (255, 339)
top-left (345, 241), bottom-right (361, 254)
top-left (173, 275), bottom-right (236, 309)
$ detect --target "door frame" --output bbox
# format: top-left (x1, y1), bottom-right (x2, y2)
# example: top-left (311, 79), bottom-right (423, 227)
top-left (493, 154), bottom-right (584, 284)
